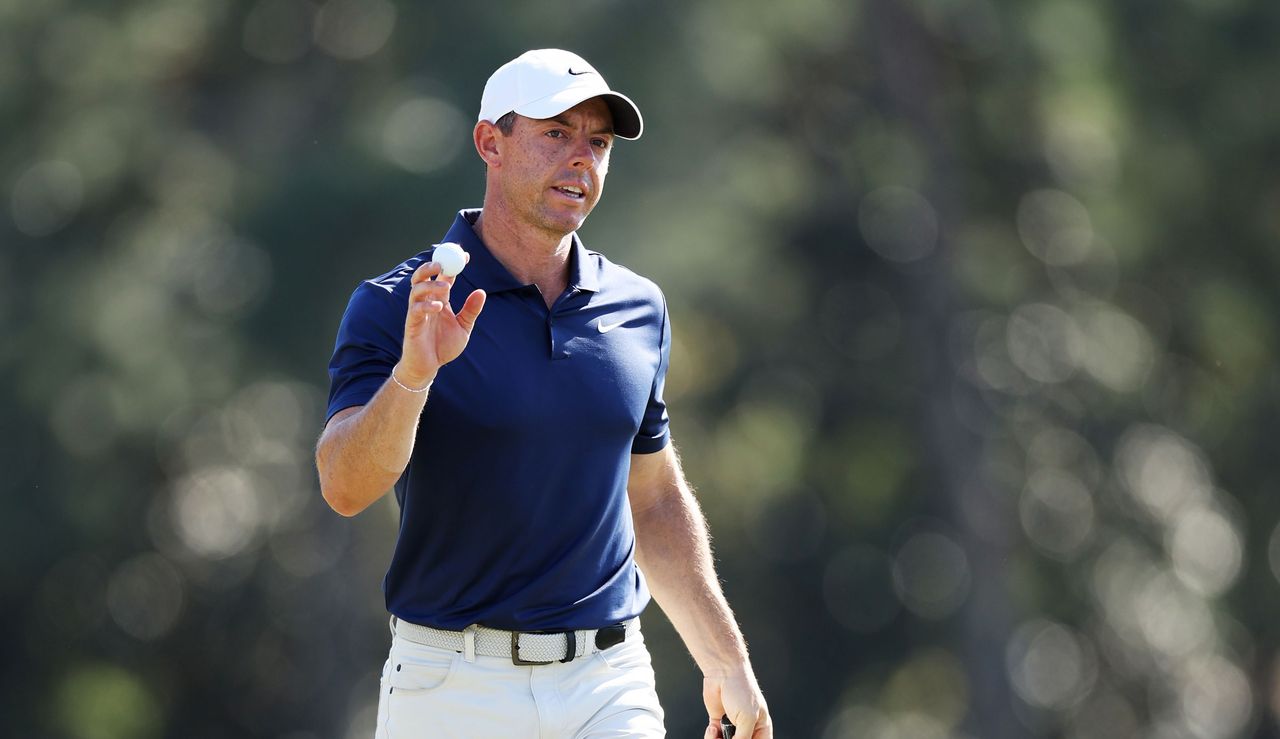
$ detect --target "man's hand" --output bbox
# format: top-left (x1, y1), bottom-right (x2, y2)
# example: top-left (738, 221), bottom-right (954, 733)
top-left (703, 670), bottom-right (771, 738)
top-left (397, 255), bottom-right (486, 387)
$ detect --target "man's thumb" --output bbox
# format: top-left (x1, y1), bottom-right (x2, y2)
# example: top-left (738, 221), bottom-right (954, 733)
top-left (456, 289), bottom-right (486, 331)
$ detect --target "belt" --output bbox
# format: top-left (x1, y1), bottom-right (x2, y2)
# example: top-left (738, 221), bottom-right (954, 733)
top-left (392, 617), bottom-right (640, 666)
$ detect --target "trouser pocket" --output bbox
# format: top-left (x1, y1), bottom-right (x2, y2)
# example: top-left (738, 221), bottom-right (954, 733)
top-left (382, 638), bottom-right (462, 737)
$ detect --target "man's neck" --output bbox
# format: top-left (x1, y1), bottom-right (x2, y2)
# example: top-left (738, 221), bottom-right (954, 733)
top-left (473, 204), bottom-right (574, 305)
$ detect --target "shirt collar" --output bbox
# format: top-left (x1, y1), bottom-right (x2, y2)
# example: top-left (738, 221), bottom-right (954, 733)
top-left (445, 209), bottom-right (600, 294)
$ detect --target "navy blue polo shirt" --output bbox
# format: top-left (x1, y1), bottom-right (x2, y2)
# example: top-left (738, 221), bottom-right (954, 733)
top-left (326, 209), bottom-right (671, 631)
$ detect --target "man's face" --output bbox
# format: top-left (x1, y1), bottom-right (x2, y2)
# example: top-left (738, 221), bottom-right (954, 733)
top-left (494, 97), bottom-right (614, 237)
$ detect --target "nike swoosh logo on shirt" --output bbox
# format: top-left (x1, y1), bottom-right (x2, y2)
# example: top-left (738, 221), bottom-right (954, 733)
top-left (597, 319), bottom-right (625, 333)
top-left (568, 68), bottom-right (593, 76)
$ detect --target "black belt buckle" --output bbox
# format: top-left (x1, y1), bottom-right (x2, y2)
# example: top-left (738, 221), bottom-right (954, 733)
top-left (511, 631), bottom-right (575, 665)
top-left (594, 624), bottom-right (627, 651)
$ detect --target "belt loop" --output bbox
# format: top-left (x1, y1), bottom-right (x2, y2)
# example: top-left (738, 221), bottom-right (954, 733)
top-left (463, 625), bottom-right (477, 663)
top-left (559, 632), bottom-right (575, 664)
top-left (389, 616), bottom-right (398, 638)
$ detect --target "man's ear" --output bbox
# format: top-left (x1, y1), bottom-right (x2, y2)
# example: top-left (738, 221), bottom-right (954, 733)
top-left (474, 121), bottom-right (502, 168)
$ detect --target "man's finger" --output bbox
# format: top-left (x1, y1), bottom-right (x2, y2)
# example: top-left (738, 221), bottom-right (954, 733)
top-left (455, 289), bottom-right (486, 332)
top-left (409, 281), bottom-right (451, 305)
top-left (411, 261), bottom-right (442, 283)
top-left (411, 260), bottom-right (461, 287)
top-left (752, 711), bottom-right (773, 738)
top-left (703, 683), bottom-right (726, 730)
top-left (406, 298), bottom-right (444, 324)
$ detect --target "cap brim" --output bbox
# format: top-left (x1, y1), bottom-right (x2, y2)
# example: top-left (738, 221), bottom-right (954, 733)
top-left (516, 89), bottom-right (643, 140)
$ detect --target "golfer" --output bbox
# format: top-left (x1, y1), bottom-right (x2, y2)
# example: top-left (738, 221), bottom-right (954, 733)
top-left (317, 48), bottom-right (771, 739)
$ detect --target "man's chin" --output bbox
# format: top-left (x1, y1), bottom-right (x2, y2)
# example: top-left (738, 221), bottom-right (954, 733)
top-left (538, 207), bottom-right (591, 236)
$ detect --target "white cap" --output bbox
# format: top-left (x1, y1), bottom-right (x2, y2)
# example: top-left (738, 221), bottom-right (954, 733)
top-left (478, 49), bottom-right (643, 140)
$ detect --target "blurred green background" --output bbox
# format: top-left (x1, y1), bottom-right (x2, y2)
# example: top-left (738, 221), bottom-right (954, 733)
top-left (4, 0), bottom-right (1280, 737)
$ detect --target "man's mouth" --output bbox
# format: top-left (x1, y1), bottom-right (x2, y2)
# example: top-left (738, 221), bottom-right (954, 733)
top-left (553, 185), bottom-right (586, 200)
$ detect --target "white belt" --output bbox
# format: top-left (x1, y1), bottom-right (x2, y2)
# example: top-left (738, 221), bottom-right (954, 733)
top-left (392, 617), bottom-right (640, 665)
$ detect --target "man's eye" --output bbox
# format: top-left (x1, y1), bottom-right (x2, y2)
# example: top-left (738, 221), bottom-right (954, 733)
top-left (592, 139), bottom-right (609, 148)
top-left (547, 130), bottom-right (566, 138)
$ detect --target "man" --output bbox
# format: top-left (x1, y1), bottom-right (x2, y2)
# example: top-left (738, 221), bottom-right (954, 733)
top-left (316, 49), bottom-right (771, 739)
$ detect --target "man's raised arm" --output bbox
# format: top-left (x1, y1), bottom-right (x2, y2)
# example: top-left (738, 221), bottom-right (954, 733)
top-left (316, 258), bottom-right (484, 516)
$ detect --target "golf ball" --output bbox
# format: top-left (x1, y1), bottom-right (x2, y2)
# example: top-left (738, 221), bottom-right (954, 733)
top-left (432, 242), bottom-right (466, 277)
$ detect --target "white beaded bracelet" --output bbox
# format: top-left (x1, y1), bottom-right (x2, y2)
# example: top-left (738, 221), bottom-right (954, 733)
top-left (390, 369), bottom-right (430, 393)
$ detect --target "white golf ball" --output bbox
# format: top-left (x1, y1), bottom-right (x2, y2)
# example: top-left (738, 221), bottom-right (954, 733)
top-left (432, 242), bottom-right (466, 277)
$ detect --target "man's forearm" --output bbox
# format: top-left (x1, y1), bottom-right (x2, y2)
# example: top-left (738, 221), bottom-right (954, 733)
top-left (315, 363), bottom-right (433, 516)
top-left (633, 485), bottom-right (750, 676)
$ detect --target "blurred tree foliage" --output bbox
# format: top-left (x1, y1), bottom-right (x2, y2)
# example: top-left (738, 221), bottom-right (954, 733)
top-left (3, 0), bottom-right (1279, 737)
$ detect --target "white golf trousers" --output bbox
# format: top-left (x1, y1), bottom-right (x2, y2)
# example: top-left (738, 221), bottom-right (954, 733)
top-left (373, 620), bottom-right (666, 738)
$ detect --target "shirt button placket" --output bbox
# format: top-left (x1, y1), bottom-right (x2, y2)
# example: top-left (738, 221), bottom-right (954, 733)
top-left (548, 312), bottom-right (570, 360)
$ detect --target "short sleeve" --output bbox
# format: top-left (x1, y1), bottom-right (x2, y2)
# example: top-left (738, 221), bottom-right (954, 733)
top-left (631, 295), bottom-right (671, 454)
top-left (325, 282), bottom-right (405, 423)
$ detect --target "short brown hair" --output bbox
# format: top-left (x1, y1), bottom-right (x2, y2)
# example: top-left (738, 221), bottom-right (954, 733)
top-left (483, 112), bottom-right (520, 173)
top-left (494, 111), bottom-right (517, 136)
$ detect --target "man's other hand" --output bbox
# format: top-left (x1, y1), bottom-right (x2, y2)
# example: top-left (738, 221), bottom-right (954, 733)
top-left (703, 670), bottom-right (771, 738)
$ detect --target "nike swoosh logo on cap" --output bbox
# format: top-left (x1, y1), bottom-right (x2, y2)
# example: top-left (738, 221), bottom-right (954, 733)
top-left (597, 318), bottom-right (625, 333)
top-left (568, 68), bottom-right (593, 76)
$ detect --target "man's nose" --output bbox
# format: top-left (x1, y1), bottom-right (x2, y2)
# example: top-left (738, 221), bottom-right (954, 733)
top-left (570, 138), bottom-right (600, 169)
